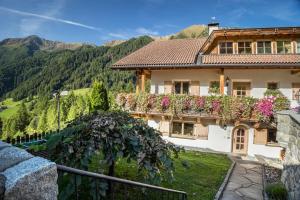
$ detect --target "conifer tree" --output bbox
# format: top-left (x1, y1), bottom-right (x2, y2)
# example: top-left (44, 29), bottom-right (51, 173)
top-left (90, 81), bottom-right (109, 112)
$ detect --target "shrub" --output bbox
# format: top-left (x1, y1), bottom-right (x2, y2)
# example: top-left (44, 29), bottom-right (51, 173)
top-left (265, 183), bottom-right (287, 200)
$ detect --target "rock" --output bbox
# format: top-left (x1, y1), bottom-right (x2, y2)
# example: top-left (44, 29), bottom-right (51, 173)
top-left (0, 141), bottom-right (11, 151)
top-left (2, 157), bottom-right (58, 200)
top-left (0, 146), bottom-right (33, 172)
top-left (0, 174), bottom-right (5, 200)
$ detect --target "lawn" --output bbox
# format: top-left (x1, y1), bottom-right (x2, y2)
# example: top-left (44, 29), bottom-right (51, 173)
top-left (89, 151), bottom-right (231, 200)
top-left (0, 98), bottom-right (22, 119)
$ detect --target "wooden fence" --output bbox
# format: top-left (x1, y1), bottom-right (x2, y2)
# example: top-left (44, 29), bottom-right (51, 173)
top-left (4, 132), bottom-right (51, 145)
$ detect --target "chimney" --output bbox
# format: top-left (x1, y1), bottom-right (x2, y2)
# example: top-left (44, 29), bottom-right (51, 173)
top-left (208, 22), bottom-right (219, 35)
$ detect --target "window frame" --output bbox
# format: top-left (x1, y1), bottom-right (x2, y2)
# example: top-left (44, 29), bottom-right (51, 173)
top-left (218, 41), bottom-right (234, 54)
top-left (292, 82), bottom-right (300, 100)
top-left (232, 81), bottom-right (251, 97)
top-left (256, 41), bottom-right (272, 54)
top-left (276, 40), bottom-right (292, 54)
top-left (267, 82), bottom-right (279, 90)
top-left (267, 129), bottom-right (278, 144)
top-left (296, 39), bottom-right (300, 54)
top-left (209, 80), bottom-right (220, 94)
top-left (171, 121), bottom-right (195, 138)
top-left (237, 41), bottom-right (252, 54)
top-left (173, 81), bottom-right (190, 95)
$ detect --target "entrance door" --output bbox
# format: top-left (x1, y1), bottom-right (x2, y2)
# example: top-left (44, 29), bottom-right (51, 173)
top-left (232, 127), bottom-right (248, 154)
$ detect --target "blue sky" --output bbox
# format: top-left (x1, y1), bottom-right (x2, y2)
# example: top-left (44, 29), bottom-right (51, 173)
top-left (0, 0), bottom-right (299, 45)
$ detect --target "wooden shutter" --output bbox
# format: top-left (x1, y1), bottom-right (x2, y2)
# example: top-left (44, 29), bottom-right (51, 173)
top-left (292, 83), bottom-right (300, 100)
top-left (190, 81), bottom-right (200, 96)
top-left (164, 81), bottom-right (173, 94)
top-left (254, 128), bottom-right (267, 145)
top-left (159, 120), bottom-right (170, 136)
top-left (194, 123), bottom-right (208, 140)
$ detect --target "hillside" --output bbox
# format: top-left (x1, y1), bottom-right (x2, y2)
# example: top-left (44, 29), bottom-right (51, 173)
top-left (0, 35), bottom-right (153, 100)
top-left (170, 25), bottom-right (208, 39)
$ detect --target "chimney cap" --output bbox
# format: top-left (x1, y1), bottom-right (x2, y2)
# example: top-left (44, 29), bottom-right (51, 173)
top-left (208, 22), bottom-right (219, 27)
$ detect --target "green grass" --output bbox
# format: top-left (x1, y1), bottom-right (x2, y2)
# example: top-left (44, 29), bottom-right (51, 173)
top-left (89, 151), bottom-right (231, 200)
top-left (0, 98), bottom-right (22, 119)
top-left (73, 88), bottom-right (91, 96)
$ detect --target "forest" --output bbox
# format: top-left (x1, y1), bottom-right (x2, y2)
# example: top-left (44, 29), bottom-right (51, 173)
top-left (0, 35), bottom-right (153, 138)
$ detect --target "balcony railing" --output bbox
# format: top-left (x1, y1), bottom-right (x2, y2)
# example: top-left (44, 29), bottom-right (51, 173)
top-left (116, 93), bottom-right (290, 123)
top-left (57, 164), bottom-right (187, 200)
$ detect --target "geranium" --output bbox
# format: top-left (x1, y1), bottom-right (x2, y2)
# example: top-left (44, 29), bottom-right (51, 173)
top-left (147, 95), bottom-right (156, 111)
top-left (194, 96), bottom-right (205, 111)
top-left (161, 96), bottom-right (170, 111)
top-left (255, 97), bottom-right (275, 121)
top-left (126, 94), bottom-right (136, 111)
top-left (212, 100), bottom-right (221, 114)
top-left (116, 93), bottom-right (126, 107)
top-left (183, 97), bottom-right (192, 111)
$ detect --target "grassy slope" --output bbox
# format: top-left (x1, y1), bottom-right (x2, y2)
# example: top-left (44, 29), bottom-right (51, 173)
top-left (90, 151), bottom-right (231, 200)
top-left (0, 88), bottom-right (91, 120)
top-left (0, 98), bottom-right (21, 119)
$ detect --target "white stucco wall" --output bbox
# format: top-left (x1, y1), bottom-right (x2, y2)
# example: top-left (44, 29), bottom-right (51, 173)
top-left (247, 128), bottom-right (283, 159)
top-left (150, 69), bottom-right (300, 107)
top-left (148, 120), bottom-right (282, 159)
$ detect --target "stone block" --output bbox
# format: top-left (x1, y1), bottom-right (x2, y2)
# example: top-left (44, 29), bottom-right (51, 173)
top-left (2, 157), bottom-right (58, 200)
top-left (0, 147), bottom-right (33, 172)
top-left (0, 174), bottom-right (5, 200)
top-left (0, 141), bottom-right (11, 151)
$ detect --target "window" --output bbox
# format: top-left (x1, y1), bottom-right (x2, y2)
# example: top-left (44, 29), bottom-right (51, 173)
top-left (297, 40), bottom-right (300, 53)
top-left (238, 41), bottom-right (252, 54)
top-left (267, 82), bottom-right (278, 90)
top-left (292, 83), bottom-right (300, 100)
top-left (257, 41), bottom-right (272, 54)
top-left (219, 42), bottom-right (233, 54)
top-left (267, 129), bottom-right (277, 143)
top-left (233, 82), bottom-right (251, 97)
top-left (174, 81), bottom-right (189, 94)
top-left (277, 41), bottom-right (291, 54)
top-left (209, 81), bottom-right (220, 94)
top-left (172, 122), bottom-right (194, 136)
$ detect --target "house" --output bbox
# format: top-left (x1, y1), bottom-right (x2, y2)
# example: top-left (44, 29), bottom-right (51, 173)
top-left (112, 23), bottom-right (300, 159)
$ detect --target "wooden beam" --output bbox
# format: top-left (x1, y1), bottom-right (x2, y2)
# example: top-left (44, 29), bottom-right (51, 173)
top-left (141, 70), bottom-right (146, 92)
top-left (135, 71), bottom-right (141, 94)
top-left (291, 70), bottom-right (300, 75)
top-left (220, 68), bottom-right (225, 95)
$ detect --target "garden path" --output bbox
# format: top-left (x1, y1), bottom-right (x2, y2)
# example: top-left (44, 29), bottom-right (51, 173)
top-left (221, 156), bottom-right (264, 200)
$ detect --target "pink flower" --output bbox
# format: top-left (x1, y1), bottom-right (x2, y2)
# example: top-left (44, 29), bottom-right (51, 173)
top-left (161, 96), bottom-right (170, 110)
top-left (255, 98), bottom-right (274, 117)
top-left (212, 100), bottom-right (221, 113)
top-left (195, 97), bottom-right (205, 109)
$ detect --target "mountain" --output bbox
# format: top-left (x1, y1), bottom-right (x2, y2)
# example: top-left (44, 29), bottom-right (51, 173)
top-left (0, 35), bottom-right (85, 52)
top-left (170, 25), bottom-right (208, 39)
top-left (0, 35), bottom-right (153, 100)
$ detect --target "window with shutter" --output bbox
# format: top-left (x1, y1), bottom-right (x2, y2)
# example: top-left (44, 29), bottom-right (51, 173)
top-left (254, 129), bottom-right (268, 145)
top-left (164, 81), bottom-right (173, 94)
top-left (190, 81), bottom-right (200, 96)
top-left (292, 83), bottom-right (300, 100)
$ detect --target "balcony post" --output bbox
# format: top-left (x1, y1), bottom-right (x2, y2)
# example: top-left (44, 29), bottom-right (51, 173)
top-left (136, 70), bottom-right (140, 94)
top-left (141, 70), bottom-right (146, 92)
top-left (220, 68), bottom-right (225, 95)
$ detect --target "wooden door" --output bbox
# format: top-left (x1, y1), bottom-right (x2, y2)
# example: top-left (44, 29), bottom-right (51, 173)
top-left (232, 127), bottom-right (248, 154)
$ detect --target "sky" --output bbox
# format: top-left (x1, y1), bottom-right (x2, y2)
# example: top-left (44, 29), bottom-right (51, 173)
top-left (0, 0), bottom-right (299, 45)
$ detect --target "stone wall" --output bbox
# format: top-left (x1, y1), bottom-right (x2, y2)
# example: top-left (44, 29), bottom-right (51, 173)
top-left (0, 141), bottom-right (58, 200)
top-left (277, 111), bottom-right (300, 200)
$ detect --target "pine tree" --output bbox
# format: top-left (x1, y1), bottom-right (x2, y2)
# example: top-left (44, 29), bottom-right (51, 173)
top-left (90, 81), bottom-right (109, 112)
top-left (15, 102), bottom-right (30, 132)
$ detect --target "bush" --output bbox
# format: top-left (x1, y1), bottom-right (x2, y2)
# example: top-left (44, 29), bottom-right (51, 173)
top-left (265, 183), bottom-right (288, 200)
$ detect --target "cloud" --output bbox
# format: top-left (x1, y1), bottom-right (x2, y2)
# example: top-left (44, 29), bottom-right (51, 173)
top-left (0, 6), bottom-right (102, 32)
top-left (136, 27), bottom-right (159, 35)
top-left (108, 32), bottom-right (128, 39)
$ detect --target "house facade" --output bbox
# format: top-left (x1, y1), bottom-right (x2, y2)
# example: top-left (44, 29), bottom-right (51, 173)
top-left (112, 24), bottom-right (300, 159)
